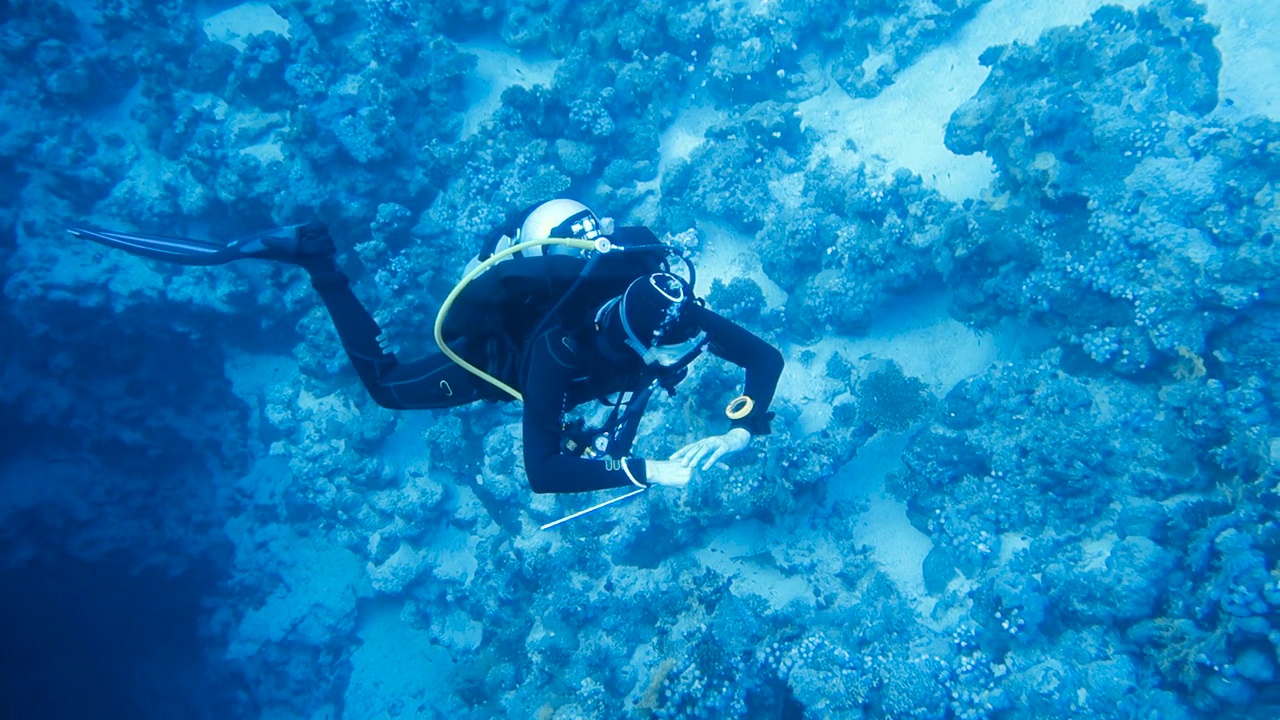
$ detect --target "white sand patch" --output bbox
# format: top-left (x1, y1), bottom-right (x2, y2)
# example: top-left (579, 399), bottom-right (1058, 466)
top-left (425, 526), bottom-right (481, 585)
top-left (1204, 0), bottom-right (1280, 119)
top-left (298, 389), bottom-right (358, 425)
top-left (189, 93), bottom-right (230, 121)
top-left (709, 0), bottom-right (783, 21)
top-left (109, 149), bottom-right (167, 205)
top-left (805, 307), bottom-right (1052, 615)
top-left (837, 291), bottom-right (1000, 394)
top-left (837, 432), bottom-right (933, 605)
top-left (345, 600), bottom-right (455, 718)
top-left (223, 351), bottom-right (296, 400)
top-left (241, 141), bottom-right (284, 163)
top-left (202, 3), bottom-right (290, 51)
top-left (782, 293), bottom-right (1013, 612)
top-left (770, 290), bottom-right (1001, 451)
top-left (767, 171), bottom-right (808, 212)
top-left (378, 412), bottom-right (437, 474)
top-left (797, 0), bottom-right (1146, 202)
top-left (785, 291), bottom-right (999, 404)
top-left (693, 219), bottom-right (788, 310)
top-left (694, 522), bottom-right (815, 614)
top-left (1081, 532), bottom-right (1119, 571)
top-left (333, 74), bottom-right (363, 96)
top-left (228, 109), bottom-right (283, 136)
top-left (657, 104), bottom-right (720, 180)
top-left (621, 105), bottom-right (722, 220)
top-left (997, 532), bottom-right (1031, 566)
top-left (227, 110), bottom-right (287, 163)
top-left (459, 45), bottom-right (561, 139)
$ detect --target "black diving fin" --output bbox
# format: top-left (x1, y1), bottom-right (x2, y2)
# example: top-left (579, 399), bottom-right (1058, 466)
top-left (68, 227), bottom-right (236, 265)
top-left (68, 224), bottom-right (333, 266)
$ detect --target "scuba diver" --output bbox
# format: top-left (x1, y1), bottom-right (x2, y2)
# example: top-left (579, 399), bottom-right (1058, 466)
top-left (70, 199), bottom-right (784, 503)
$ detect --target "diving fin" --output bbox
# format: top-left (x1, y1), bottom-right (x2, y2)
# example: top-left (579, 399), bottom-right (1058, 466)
top-left (68, 223), bottom-right (334, 267)
top-left (68, 227), bottom-right (234, 265)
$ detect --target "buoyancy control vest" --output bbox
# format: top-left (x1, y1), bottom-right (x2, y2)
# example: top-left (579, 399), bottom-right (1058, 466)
top-left (434, 226), bottom-right (682, 402)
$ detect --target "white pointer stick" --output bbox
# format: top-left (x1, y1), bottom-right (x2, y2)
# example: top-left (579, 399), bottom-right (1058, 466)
top-left (540, 487), bottom-right (649, 530)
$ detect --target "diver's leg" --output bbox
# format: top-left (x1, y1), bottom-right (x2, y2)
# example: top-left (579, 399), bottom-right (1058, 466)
top-left (374, 353), bottom-right (490, 408)
top-left (304, 259), bottom-right (394, 369)
top-left (304, 258), bottom-right (486, 409)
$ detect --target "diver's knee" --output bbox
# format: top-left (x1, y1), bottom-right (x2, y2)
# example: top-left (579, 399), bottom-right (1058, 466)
top-left (368, 389), bottom-right (407, 410)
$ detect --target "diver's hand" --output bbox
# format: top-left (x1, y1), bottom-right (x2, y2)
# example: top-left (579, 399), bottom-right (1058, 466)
top-left (645, 460), bottom-right (693, 489)
top-left (376, 331), bottom-right (395, 354)
top-left (671, 428), bottom-right (751, 471)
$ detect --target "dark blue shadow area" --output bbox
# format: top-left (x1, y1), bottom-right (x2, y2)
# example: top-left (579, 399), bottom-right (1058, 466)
top-left (0, 559), bottom-right (236, 720)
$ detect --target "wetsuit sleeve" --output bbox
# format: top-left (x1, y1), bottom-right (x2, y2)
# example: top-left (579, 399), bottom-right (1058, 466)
top-left (522, 332), bottom-right (650, 494)
top-left (693, 305), bottom-right (785, 435)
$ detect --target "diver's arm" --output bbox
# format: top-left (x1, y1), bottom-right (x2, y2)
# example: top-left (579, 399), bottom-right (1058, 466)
top-left (521, 333), bottom-right (652, 494)
top-left (691, 305), bottom-right (785, 435)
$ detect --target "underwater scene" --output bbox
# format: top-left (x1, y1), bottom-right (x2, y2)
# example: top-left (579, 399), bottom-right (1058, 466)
top-left (2, 0), bottom-right (1278, 717)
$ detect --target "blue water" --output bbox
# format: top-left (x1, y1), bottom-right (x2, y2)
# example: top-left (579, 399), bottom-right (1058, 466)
top-left (2, 0), bottom-right (1278, 718)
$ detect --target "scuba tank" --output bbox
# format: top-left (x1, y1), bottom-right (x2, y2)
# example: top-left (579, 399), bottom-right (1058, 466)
top-left (435, 226), bottom-right (680, 401)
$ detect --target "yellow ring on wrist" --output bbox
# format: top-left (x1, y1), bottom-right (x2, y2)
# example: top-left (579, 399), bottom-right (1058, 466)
top-left (725, 395), bottom-right (754, 420)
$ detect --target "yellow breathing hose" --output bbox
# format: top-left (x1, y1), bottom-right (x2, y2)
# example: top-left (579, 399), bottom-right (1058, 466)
top-left (433, 236), bottom-right (609, 402)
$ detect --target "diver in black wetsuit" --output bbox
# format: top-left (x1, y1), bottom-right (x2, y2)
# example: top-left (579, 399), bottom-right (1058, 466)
top-left (70, 199), bottom-right (784, 495)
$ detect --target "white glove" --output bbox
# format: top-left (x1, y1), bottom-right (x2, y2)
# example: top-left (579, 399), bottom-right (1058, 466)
top-left (671, 428), bottom-right (751, 471)
top-left (645, 460), bottom-right (693, 488)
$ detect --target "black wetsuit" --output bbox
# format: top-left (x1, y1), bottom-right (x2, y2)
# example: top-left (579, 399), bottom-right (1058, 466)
top-left (303, 255), bottom-right (783, 495)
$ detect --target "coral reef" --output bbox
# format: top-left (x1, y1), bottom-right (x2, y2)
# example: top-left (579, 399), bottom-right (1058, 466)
top-left (856, 361), bottom-right (934, 433)
top-left (944, 1), bottom-right (1279, 378)
top-left (2, 0), bottom-right (1277, 717)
